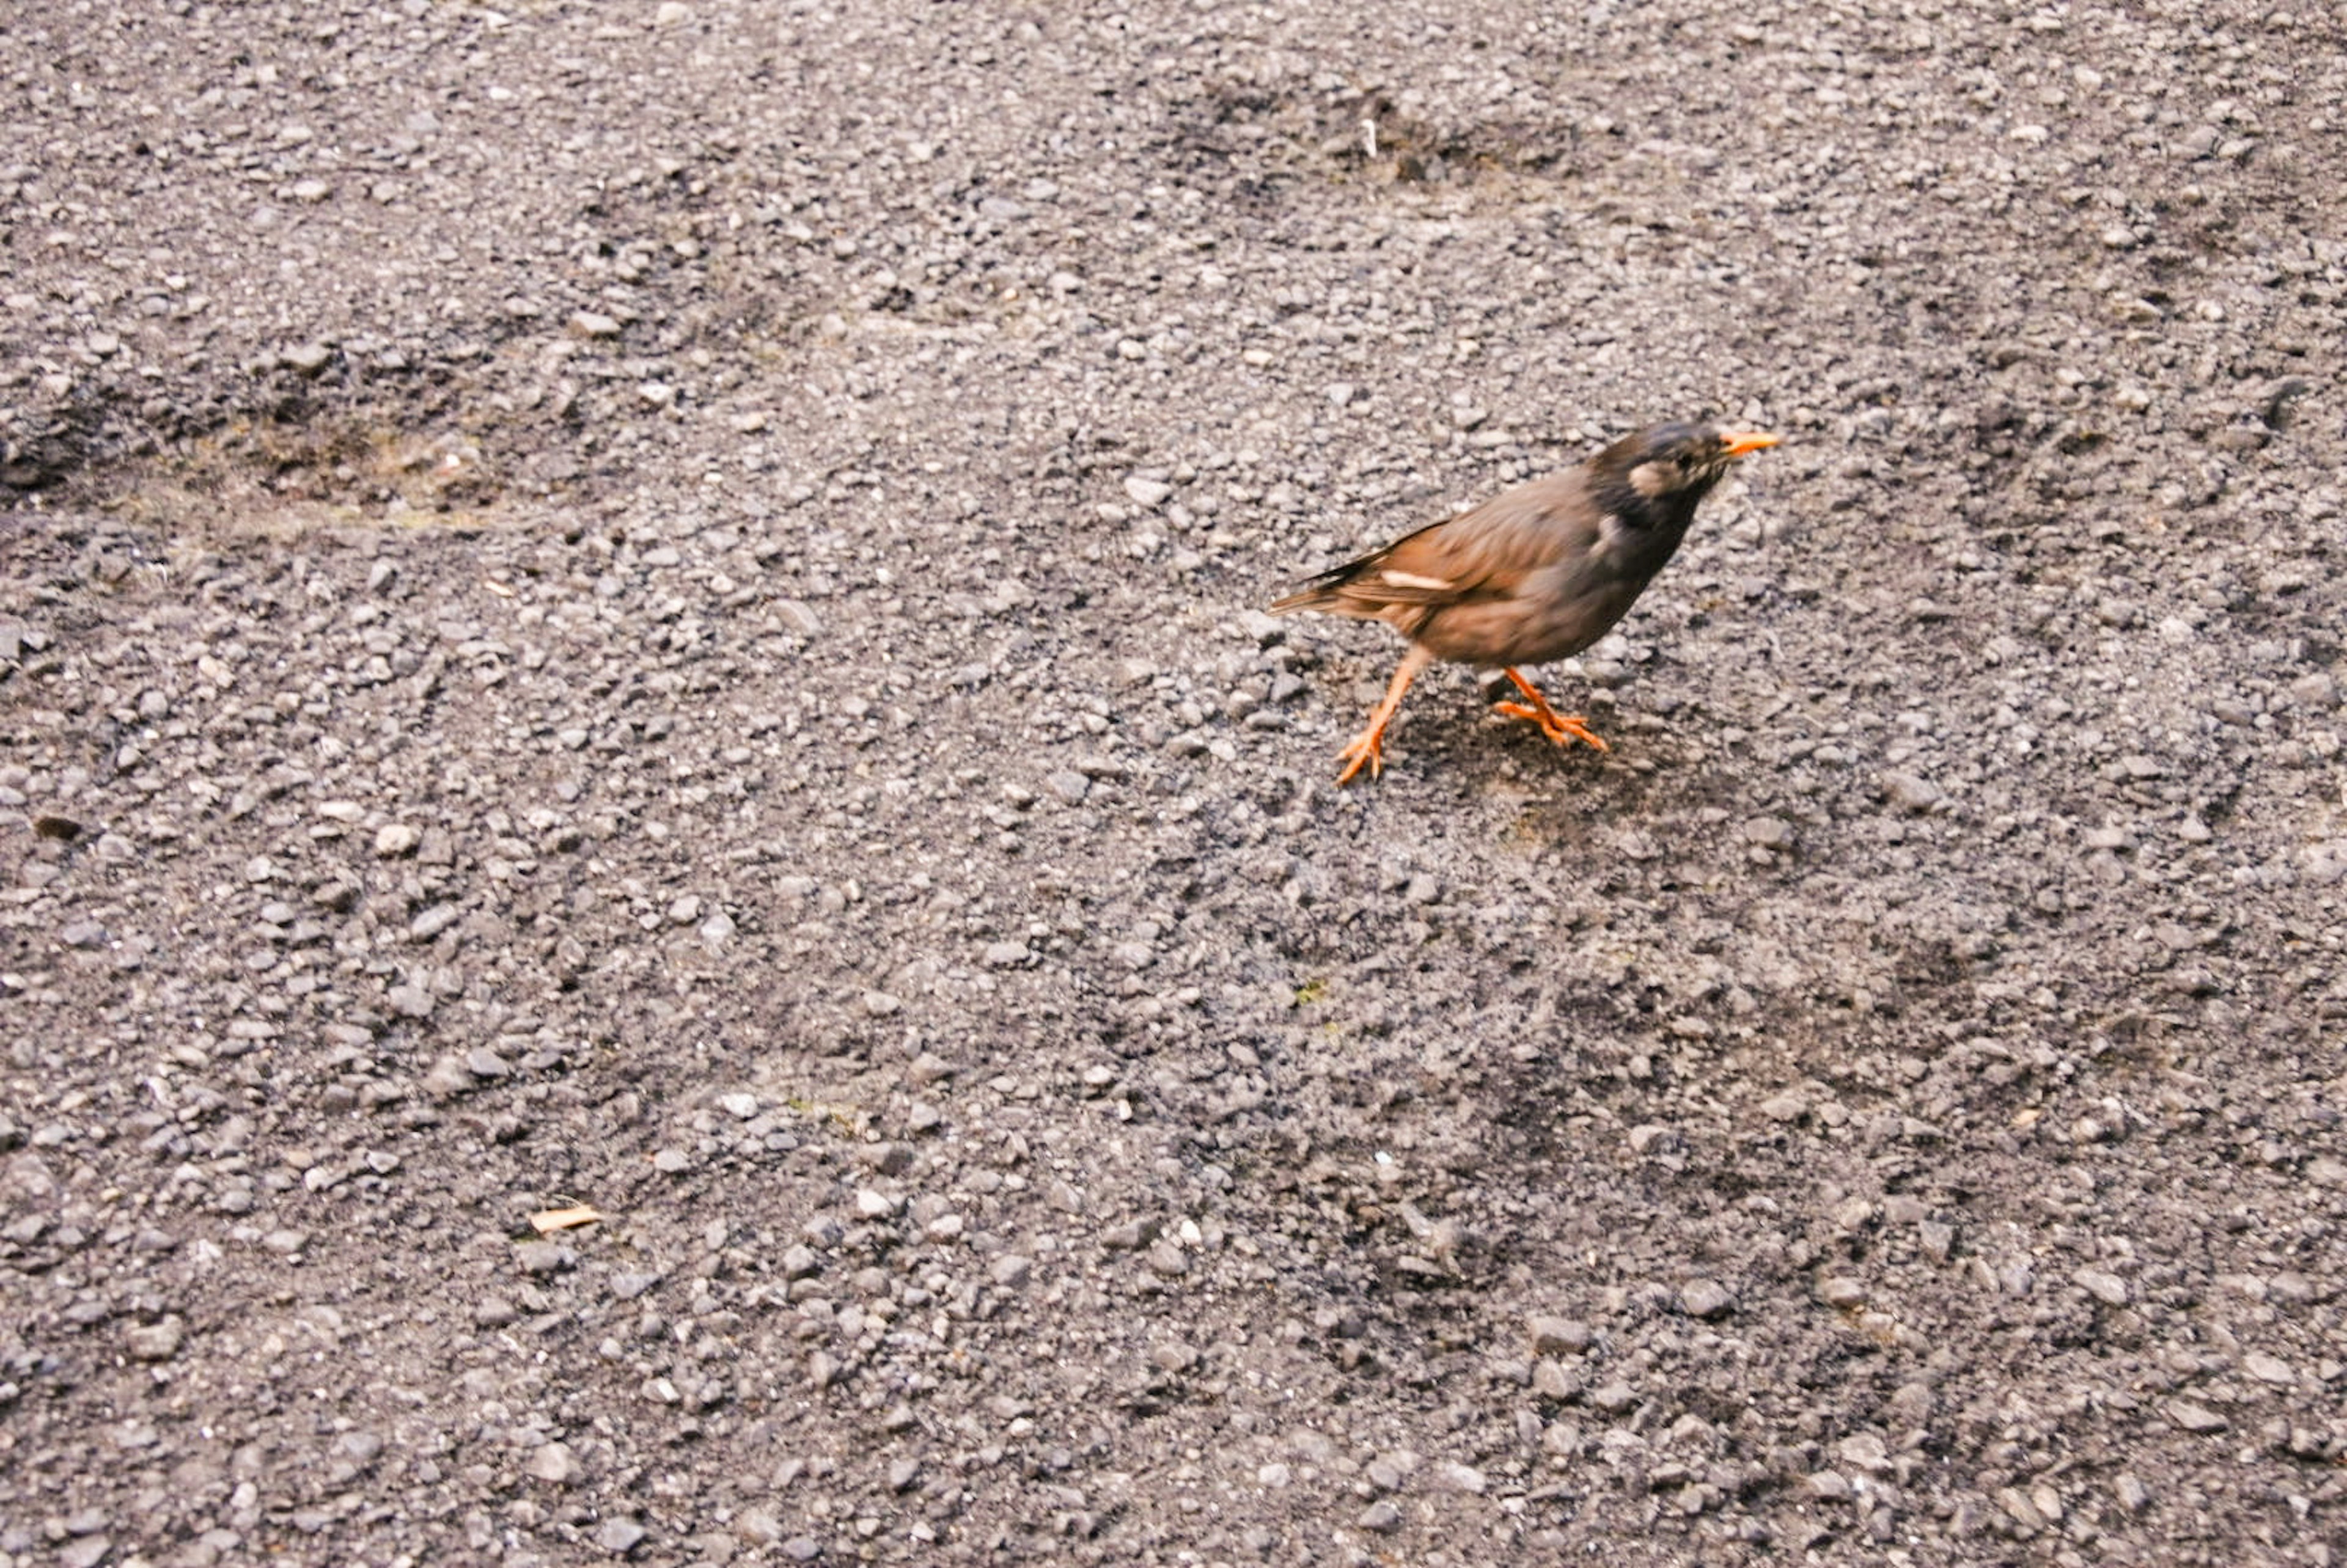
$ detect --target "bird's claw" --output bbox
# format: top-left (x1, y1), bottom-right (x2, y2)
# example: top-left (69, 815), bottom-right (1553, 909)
top-left (1335, 728), bottom-right (1387, 786)
top-left (1494, 702), bottom-right (1610, 753)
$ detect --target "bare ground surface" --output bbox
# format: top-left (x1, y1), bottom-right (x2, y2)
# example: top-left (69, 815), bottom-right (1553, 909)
top-left (3, 1), bottom-right (2346, 1564)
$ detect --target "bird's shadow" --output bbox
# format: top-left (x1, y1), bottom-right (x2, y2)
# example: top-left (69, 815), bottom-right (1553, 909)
top-left (1307, 654), bottom-right (1765, 865)
top-left (1482, 709), bottom-right (1757, 862)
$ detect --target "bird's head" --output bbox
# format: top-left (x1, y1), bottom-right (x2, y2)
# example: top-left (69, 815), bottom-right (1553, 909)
top-left (1601, 422), bottom-right (1781, 510)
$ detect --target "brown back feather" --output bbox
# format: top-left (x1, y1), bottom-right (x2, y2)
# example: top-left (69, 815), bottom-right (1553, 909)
top-left (1268, 469), bottom-right (1600, 621)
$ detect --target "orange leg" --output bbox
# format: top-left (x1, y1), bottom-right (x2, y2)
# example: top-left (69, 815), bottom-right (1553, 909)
top-left (1335, 645), bottom-right (1434, 785)
top-left (1492, 667), bottom-right (1609, 753)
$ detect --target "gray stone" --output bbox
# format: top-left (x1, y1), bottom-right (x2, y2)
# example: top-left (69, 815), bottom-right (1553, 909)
top-left (421, 1053), bottom-right (475, 1097)
top-left (594, 1515), bottom-right (647, 1553)
top-left (59, 1536), bottom-right (111, 1568)
top-left (125, 1316), bottom-right (185, 1361)
top-left (1881, 772), bottom-right (1944, 813)
top-left (1590, 1381), bottom-right (1639, 1414)
top-left (2165, 1399), bottom-right (2227, 1434)
top-left (1680, 1279), bottom-right (1736, 1320)
top-left (1527, 1314), bottom-right (1590, 1355)
top-left (525, 1442), bottom-right (578, 1484)
top-left (1436, 1460), bottom-right (1486, 1493)
top-left (2073, 1267), bottom-right (2129, 1305)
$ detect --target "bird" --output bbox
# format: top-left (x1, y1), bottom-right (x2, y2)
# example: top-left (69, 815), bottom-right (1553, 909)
top-left (1269, 420), bottom-right (1780, 784)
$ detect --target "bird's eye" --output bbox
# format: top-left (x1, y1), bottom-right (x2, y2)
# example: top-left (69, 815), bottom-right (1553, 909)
top-left (1674, 453), bottom-right (1693, 472)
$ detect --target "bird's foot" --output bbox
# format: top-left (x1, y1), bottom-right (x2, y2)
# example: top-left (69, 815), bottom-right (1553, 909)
top-left (1494, 666), bottom-right (1610, 753)
top-left (1335, 724), bottom-right (1389, 786)
top-left (1494, 702), bottom-right (1610, 753)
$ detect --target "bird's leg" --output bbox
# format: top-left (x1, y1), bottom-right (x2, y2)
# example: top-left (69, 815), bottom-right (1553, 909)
top-left (1335, 645), bottom-right (1434, 785)
top-left (1492, 667), bottom-right (1610, 752)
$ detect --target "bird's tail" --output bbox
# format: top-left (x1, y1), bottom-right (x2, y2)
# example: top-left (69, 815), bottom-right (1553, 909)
top-left (1268, 557), bottom-right (1370, 617)
top-left (1268, 585), bottom-right (1335, 616)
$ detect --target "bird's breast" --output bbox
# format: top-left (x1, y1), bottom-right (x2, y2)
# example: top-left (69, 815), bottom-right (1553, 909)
top-left (1513, 566), bottom-right (1657, 664)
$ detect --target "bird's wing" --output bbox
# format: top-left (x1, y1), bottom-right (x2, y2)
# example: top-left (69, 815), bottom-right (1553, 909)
top-left (1271, 471), bottom-right (1598, 618)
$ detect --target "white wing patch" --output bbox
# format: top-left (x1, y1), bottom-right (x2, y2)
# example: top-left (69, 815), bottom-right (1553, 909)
top-left (1378, 570), bottom-right (1456, 592)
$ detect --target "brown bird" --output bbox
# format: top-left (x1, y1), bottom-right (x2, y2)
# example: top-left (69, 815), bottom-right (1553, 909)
top-left (1270, 420), bottom-right (1780, 783)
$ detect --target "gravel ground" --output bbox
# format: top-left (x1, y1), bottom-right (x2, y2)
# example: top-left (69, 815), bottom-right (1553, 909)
top-left (4, 1), bottom-right (2346, 1564)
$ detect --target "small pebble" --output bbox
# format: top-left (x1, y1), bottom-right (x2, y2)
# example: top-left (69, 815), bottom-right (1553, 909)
top-left (1527, 1314), bottom-right (1590, 1355)
top-left (1590, 1381), bottom-right (1639, 1414)
top-left (1680, 1279), bottom-right (1736, 1320)
top-left (1819, 1277), bottom-right (1868, 1308)
top-left (2073, 1267), bottom-right (2129, 1305)
top-left (526, 1442), bottom-right (579, 1484)
top-left (1880, 772), bottom-right (1944, 813)
top-left (125, 1316), bottom-right (185, 1361)
top-left (594, 1515), bottom-right (648, 1553)
top-left (2165, 1399), bottom-right (2227, 1434)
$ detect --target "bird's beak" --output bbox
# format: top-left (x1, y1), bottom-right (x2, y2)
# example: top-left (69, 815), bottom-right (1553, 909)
top-left (1719, 431), bottom-right (1782, 459)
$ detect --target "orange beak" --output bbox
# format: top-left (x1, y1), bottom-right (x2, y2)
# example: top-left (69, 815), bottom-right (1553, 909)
top-left (1719, 431), bottom-right (1782, 459)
